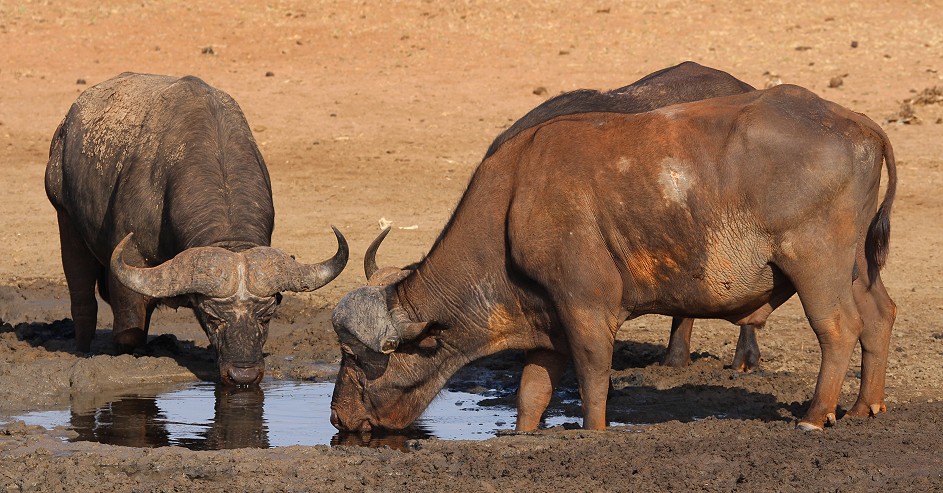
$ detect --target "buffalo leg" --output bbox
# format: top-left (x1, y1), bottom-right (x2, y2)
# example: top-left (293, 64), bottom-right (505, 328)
top-left (663, 317), bottom-right (694, 367)
top-left (556, 305), bottom-right (619, 431)
top-left (511, 203), bottom-right (622, 430)
top-left (107, 259), bottom-right (154, 351)
top-left (516, 349), bottom-right (568, 431)
top-left (791, 281), bottom-right (862, 430)
top-left (847, 274), bottom-right (896, 418)
top-left (56, 211), bottom-right (102, 353)
top-left (731, 323), bottom-right (762, 372)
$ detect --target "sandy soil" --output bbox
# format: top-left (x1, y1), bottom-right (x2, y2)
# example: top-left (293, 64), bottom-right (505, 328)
top-left (1, 1), bottom-right (942, 491)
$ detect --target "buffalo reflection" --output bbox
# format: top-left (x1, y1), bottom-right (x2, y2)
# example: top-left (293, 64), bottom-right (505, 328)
top-left (331, 425), bottom-right (433, 451)
top-left (70, 396), bottom-right (171, 448)
top-left (65, 382), bottom-right (450, 451)
top-left (68, 385), bottom-right (269, 450)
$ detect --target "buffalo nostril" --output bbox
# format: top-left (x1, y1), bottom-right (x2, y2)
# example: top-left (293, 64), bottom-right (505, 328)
top-left (226, 366), bottom-right (263, 386)
top-left (330, 409), bottom-right (340, 429)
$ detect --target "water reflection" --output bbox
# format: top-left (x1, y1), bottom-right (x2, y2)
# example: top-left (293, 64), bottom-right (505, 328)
top-left (331, 426), bottom-right (433, 450)
top-left (70, 396), bottom-right (172, 448)
top-left (68, 385), bottom-right (270, 450)
top-left (180, 386), bottom-right (269, 450)
top-left (15, 381), bottom-right (567, 450)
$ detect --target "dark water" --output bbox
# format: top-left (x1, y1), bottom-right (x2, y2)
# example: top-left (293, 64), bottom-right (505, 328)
top-left (11, 380), bottom-right (594, 450)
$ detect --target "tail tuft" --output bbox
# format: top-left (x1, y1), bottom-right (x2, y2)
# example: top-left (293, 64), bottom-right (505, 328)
top-left (863, 122), bottom-right (897, 286)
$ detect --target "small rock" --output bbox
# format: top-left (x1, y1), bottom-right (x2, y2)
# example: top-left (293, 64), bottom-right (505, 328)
top-left (1, 421), bottom-right (44, 436)
top-left (558, 50), bottom-right (570, 55)
top-left (886, 101), bottom-right (918, 125)
top-left (201, 46), bottom-right (215, 55)
top-left (265, 71), bottom-right (275, 77)
top-left (764, 75), bottom-right (782, 89)
top-left (851, 40), bottom-right (859, 48)
top-left (532, 86), bottom-right (547, 96)
top-left (76, 78), bottom-right (86, 85)
top-left (828, 76), bottom-right (844, 88)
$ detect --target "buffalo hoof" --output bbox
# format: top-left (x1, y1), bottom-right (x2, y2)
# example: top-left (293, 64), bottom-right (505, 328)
top-left (797, 412), bottom-right (836, 431)
top-left (113, 327), bottom-right (146, 353)
top-left (796, 421), bottom-right (824, 432)
top-left (661, 353), bottom-right (691, 368)
top-left (730, 353), bottom-right (760, 373)
top-left (75, 336), bottom-right (94, 354)
top-left (846, 401), bottom-right (886, 418)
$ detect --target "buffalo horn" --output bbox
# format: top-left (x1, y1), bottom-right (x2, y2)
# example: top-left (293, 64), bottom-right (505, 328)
top-left (249, 226), bottom-right (349, 296)
top-left (110, 234), bottom-right (238, 298)
top-left (363, 226), bottom-right (392, 279)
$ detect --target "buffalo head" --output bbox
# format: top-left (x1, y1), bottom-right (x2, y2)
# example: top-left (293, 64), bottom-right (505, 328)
top-left (110, 228), bottom-right (348, 386)
top-left (329, 228), bottom-right (441, 432)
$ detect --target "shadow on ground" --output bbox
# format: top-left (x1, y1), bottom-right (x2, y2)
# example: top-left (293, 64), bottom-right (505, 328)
top-left (3, 318), bottom-right (219, 381)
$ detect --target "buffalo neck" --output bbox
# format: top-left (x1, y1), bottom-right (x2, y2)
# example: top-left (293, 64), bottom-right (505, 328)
top-left (395, 157), bottom-right (540, 355)
top-left (163, 135), bottom-right (274, 253)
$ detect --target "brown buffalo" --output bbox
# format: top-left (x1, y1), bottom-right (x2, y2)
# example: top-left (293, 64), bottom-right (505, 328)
top-left (487, 61), bottom-right (764, 371)
top-left (45, 73), bottom-right (348, 385)
top-left (331, 83), bottom-right (896, 433)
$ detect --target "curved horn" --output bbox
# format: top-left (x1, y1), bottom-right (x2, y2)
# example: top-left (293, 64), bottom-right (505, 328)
top-left (363, 226), bottom-right (391, 280)
top-left (110, 234), bottom-right (239, 298)
top-left (247, 226), bottom-right (349, 296)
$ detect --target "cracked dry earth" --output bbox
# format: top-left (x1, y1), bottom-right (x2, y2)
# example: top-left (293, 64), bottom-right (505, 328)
top-left (1, 1), bottom-right (943, 491)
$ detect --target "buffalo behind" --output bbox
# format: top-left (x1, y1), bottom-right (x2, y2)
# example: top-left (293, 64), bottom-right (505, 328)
top-left (45, 72), bottom-right (348, 385)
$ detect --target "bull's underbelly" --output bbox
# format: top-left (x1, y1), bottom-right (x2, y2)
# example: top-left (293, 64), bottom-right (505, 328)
top-left (619, 232), bottom-right (779, 320)
top-left (612, 202), bottom-right (782, 320)
top-left (632, 263), bottom-right (777, 320)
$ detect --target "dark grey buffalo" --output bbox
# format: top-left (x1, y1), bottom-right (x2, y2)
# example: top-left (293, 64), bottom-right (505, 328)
top-left (331, 83), bottom-right (896, 433)
top-left (45, 72), bottom-right (348, 385)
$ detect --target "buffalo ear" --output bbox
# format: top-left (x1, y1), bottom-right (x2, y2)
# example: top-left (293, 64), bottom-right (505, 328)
top-left (399, 321), bottom-right (431, 340)
top-left (416, 334), bottom-right (439, 350)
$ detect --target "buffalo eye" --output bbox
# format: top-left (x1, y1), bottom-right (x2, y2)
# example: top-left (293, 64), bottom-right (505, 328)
top-left (257, 301), bottom-right (277, 324)
top-left (205, 311), bottom-right (224, 325)
top-left (340, 344), bottom-right (359, 362)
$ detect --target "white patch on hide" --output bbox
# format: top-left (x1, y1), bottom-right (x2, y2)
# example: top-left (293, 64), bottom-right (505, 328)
top-left (658, 157), bottom-right (692, 206)
top-left (235, 261), bottom-right (250, 301)
top-left (652, 105), bottom-right (685, 119)
top-left (853, 141), bottom-right (877, 171)
top-left (617, 156), bottom-right (634, 174)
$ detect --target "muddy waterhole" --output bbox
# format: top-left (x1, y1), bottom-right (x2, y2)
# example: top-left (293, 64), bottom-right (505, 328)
top-left (5, 379), bottom-right (636, 450)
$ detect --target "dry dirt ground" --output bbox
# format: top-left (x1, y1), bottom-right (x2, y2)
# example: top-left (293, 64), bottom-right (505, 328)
top-left (1, 1), bottom-right (943, 491)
